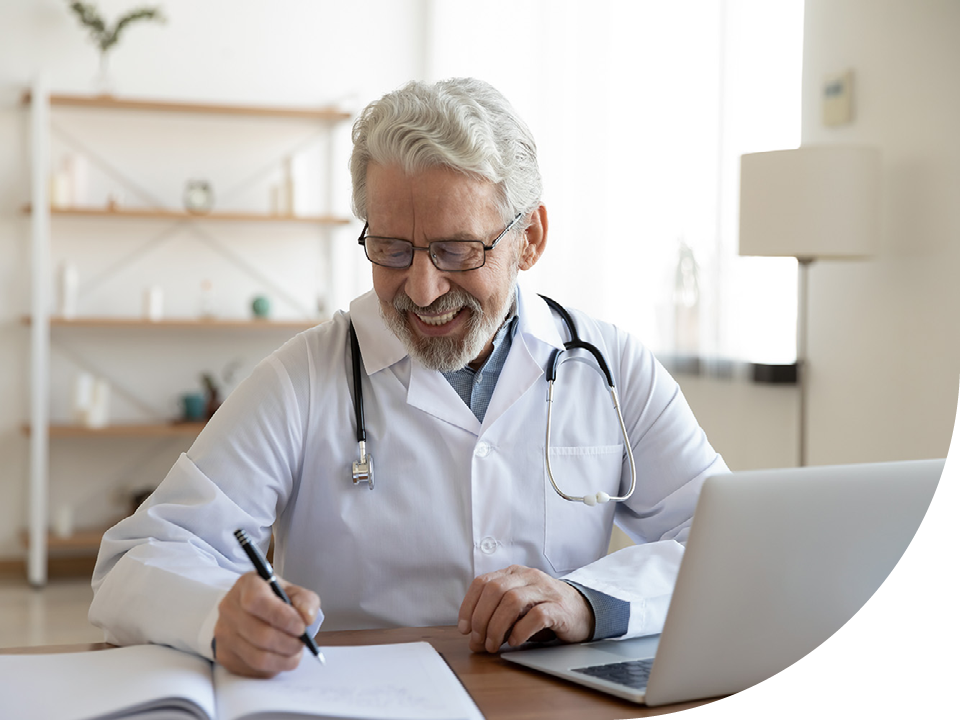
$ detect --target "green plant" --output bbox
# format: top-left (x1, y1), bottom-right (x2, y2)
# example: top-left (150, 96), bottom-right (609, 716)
top-left (67, 2), bottom-right (165, 53)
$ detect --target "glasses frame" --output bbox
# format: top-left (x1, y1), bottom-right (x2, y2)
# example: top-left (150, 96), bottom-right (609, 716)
top-left (357, 212), bottom-right (524, 272)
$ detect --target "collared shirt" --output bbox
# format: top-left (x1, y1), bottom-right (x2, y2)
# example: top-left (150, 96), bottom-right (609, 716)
top-left (441, 317), bottom-right (519, 424)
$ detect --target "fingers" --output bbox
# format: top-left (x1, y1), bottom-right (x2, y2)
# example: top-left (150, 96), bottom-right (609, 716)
top-left (283, 580), bottom-right (321, 627)
top-left (457, 565), bottom-right (595, 654)
top-left (481, 584), bottom-right (547, 651)
top-left (213, 572), bottom-right (320, 677)
top-left (464, 569), bottom-right (532, 652)
top-left (214, 625), bottom-right (304, 679)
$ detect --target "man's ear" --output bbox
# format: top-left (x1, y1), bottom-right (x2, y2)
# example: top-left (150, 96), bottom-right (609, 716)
top-left (518, 204), bottom-right (548, 271)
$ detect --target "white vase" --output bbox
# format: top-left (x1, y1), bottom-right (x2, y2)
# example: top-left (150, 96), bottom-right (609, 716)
top-left (94, 51), bottom-right (115, 96)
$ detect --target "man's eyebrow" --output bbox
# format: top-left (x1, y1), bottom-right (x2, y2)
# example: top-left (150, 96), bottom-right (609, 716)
top-left (437, 230), bottom-right (484, 241)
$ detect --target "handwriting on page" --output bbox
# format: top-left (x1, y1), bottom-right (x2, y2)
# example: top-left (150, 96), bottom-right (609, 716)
top-left (214, 642), bottom-right (479, 720)
top-left (271, 681), bottom-right (445, 714)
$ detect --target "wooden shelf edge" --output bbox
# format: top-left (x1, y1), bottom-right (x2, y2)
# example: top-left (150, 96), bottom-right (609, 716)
top-left (21, 90), bottom-right (352, 121)
top-left (21, 422), bottom-right (207, 438)
top-left (21, 203), bottom-right (353, 225)
top-left (19, 526), bottom-right (112, 552)
top-left (21, 316), bottom-right (322, 329)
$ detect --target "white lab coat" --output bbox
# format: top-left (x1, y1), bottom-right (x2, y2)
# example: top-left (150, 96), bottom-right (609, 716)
top-left (90, 285), bottom-right (727, 659)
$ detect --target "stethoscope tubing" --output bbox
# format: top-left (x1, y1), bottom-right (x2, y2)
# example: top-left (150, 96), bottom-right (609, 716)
top-left (544, 374), bottom-right (638, 505)
top-left (347, 296), bottom-right (637, 505)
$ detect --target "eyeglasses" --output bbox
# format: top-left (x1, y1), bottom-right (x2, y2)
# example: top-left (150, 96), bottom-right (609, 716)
top-left (358, 212), bottom-right (523, 272)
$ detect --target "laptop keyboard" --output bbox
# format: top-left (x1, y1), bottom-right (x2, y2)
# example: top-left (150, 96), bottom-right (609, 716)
top-left (572, 658), bottom-right (654, 690)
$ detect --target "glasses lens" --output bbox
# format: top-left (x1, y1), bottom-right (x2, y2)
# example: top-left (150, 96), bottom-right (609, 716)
top-left (431, 241), bottom-right (485, 271)
top-left (365, 237), bottom-right (413, 268)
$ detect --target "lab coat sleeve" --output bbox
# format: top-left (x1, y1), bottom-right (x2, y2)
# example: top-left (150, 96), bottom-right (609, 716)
top-left (562, 541), bottom-right (684, 638)
top-left (560, 318), bottom-right (728, 639)
top-left (89, 339), bottom-right (314, 659)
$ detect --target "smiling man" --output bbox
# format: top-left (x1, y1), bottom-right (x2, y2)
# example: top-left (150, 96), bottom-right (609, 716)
top-left (90, 78), bottom-right (728, 677)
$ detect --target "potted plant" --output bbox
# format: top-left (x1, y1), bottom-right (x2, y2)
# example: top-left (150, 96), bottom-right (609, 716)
top-left (66, 1), bottom-right (165, 94)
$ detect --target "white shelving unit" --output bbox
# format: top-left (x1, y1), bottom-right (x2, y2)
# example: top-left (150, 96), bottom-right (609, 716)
top-left (24, 77), bottom-right (353, 585)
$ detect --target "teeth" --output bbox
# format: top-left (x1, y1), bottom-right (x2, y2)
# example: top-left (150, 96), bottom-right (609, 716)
top-left (417, 308), bottom-right (459, 326)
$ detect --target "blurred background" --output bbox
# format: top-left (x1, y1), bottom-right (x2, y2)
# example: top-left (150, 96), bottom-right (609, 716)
top-left (0, 0), bottom-right (957, 580)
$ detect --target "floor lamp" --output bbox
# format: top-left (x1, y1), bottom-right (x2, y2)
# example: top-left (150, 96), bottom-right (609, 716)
top-left (739, 145), bottom-right (881, 466)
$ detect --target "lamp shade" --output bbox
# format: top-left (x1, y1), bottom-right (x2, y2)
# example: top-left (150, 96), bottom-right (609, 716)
top-left (739, 145), bottom-right (881, 260)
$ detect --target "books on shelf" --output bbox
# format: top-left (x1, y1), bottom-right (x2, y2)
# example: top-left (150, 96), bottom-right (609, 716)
top-left (0, 642), bottom-right (484, 720)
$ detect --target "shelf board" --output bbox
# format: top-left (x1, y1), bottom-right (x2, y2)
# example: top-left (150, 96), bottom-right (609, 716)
top-left (22, 90), bottom-right (352, 122)
top-left (20, 526), bottom-right (112, 553)
top-left (21, 316), bottom-right (321, 330)
top-left (22, 422), bottom-right (207, 438)
top-left (21, 204), bottom-right (352, 225)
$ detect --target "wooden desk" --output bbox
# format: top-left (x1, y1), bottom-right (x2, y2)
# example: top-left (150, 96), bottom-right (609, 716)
top-left (3, 626), bottom-right (719, 719)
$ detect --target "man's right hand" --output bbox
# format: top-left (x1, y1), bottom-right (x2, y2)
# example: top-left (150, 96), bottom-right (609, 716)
top-left (213, 571), bottom-right (321, 678)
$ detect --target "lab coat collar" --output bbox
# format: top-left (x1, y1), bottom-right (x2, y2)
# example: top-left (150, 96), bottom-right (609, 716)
top-left (346, 284), bottom-right (569, 435)
top-left (347, 290), bottom-right (407, 376)
top-left (515, 284), bottom-right (566, 352)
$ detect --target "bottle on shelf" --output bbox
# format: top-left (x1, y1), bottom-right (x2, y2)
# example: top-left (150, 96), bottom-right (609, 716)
top-left (199, 279), bottom-right (216, 319)
top-left (270, 156), bottom-right (297, 216)
top-left (58, 262), bottom-right (79, 318)
top-left (143, 285), bottom-right (164, 321)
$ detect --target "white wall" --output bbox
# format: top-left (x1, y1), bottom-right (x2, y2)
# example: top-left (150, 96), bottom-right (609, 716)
top-left (800, 0), bottom-right (959, 465)
top-left (2, 0), bottom-right (955, 563)
top-left (0, 0), bottom-right (426, 559)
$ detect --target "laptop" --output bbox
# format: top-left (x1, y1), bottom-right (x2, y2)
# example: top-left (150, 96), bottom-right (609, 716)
top-left (503, 459), bottom-right (944, 706)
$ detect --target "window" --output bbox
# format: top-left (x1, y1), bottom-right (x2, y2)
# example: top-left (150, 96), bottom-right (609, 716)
top-left (426, 0), bottom-right (804, 366)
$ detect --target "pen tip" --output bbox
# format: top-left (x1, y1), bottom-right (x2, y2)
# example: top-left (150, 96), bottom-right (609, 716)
top-left (317, 652), bottom-right (326, 665)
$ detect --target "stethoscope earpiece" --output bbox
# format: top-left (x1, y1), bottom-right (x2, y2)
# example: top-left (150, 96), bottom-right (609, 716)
top-left (582, 492), bottom-right (611, 507)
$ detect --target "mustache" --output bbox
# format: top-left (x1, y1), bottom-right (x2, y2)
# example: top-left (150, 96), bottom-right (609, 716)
top-left (392, 288), bottom-right (482, 316)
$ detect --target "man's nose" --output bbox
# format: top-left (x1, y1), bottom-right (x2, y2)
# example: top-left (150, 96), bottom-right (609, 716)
top-left (404, 248), bottom-right (451, 308)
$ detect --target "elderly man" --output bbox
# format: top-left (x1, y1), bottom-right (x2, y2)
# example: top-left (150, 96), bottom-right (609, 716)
top-left (90, 78), bottom-right (727, 678)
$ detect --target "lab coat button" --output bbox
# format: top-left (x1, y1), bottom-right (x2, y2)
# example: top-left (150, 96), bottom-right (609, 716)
top-left (479, 536), bottom-right (498, 554)
top-left (474, 442), bottom-right (491, 458)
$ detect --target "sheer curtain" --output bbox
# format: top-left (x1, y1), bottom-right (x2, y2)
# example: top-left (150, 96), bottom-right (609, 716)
top-left (425, 0), bottom-right (803, 365)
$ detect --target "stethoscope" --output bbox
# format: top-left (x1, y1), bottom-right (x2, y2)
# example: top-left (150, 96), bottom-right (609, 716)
top-left (347, 295), bottom-right (637, 506)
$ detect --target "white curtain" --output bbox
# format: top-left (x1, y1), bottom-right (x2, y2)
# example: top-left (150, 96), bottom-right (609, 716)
top-left (425, 0), bottom-right (803, 365)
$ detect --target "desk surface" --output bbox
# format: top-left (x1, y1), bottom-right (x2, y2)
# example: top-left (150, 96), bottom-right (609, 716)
top-left (3, 625), bottom-right (719, 719)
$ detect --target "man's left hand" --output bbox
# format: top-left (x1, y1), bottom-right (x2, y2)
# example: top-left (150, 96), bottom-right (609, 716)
top-left (457, 565), bottom-right (595, 653)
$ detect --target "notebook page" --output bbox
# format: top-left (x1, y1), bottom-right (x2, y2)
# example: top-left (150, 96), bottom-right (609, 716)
top-left (0, 645), bottom-right (216, 720)
top-left (213, 642), bottom-right (483, 720)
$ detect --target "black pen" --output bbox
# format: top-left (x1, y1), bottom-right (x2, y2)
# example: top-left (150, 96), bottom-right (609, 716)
top-left (233, 528), bottom-right (326, 665)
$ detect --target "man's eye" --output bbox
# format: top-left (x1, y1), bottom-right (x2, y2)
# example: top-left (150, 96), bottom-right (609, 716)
top-left (433, 243), bottom-right (482, 264)
top-left (435, 244), bottom-right (470, 259)
top-left (374, 240), bottom-right (410, 259)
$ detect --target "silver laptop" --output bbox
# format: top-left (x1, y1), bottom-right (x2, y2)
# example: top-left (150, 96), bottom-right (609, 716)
top-left (503, 459), bottom-right (943, 706)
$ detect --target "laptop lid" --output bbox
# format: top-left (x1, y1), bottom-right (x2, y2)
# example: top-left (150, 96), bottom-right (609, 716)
top-left (504, 459), bottom-right (943, 706)
top-left (646, 460), bottom-right (960, 705)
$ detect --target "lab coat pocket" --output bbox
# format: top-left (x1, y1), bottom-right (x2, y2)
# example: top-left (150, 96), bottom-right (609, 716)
top-left (543, 444), bottom-right (622, 574)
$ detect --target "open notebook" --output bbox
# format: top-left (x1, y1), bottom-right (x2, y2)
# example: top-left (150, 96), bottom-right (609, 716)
top-left (0, 641), bottom-right (484, 720)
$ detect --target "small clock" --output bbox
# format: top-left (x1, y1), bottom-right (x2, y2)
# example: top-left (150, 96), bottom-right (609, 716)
top-left (183, 179), bottom-right (214, 214)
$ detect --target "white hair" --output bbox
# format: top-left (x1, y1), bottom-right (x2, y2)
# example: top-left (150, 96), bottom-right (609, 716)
top-left (350, 78), bottom-right (542, 224)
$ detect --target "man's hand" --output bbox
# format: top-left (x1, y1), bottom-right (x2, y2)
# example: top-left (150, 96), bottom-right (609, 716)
top-left (457, 565), bottom-right (595, 653)
top-left (213, 571), bottom-right (320, 678)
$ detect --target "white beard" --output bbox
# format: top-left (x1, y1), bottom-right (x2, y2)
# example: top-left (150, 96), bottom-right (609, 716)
top-left (380, 277), bottom-right (518, 372)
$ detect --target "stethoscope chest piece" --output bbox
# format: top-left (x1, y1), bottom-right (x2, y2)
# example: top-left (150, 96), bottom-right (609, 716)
top-left (352, 441), bottom-right (374, 489)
